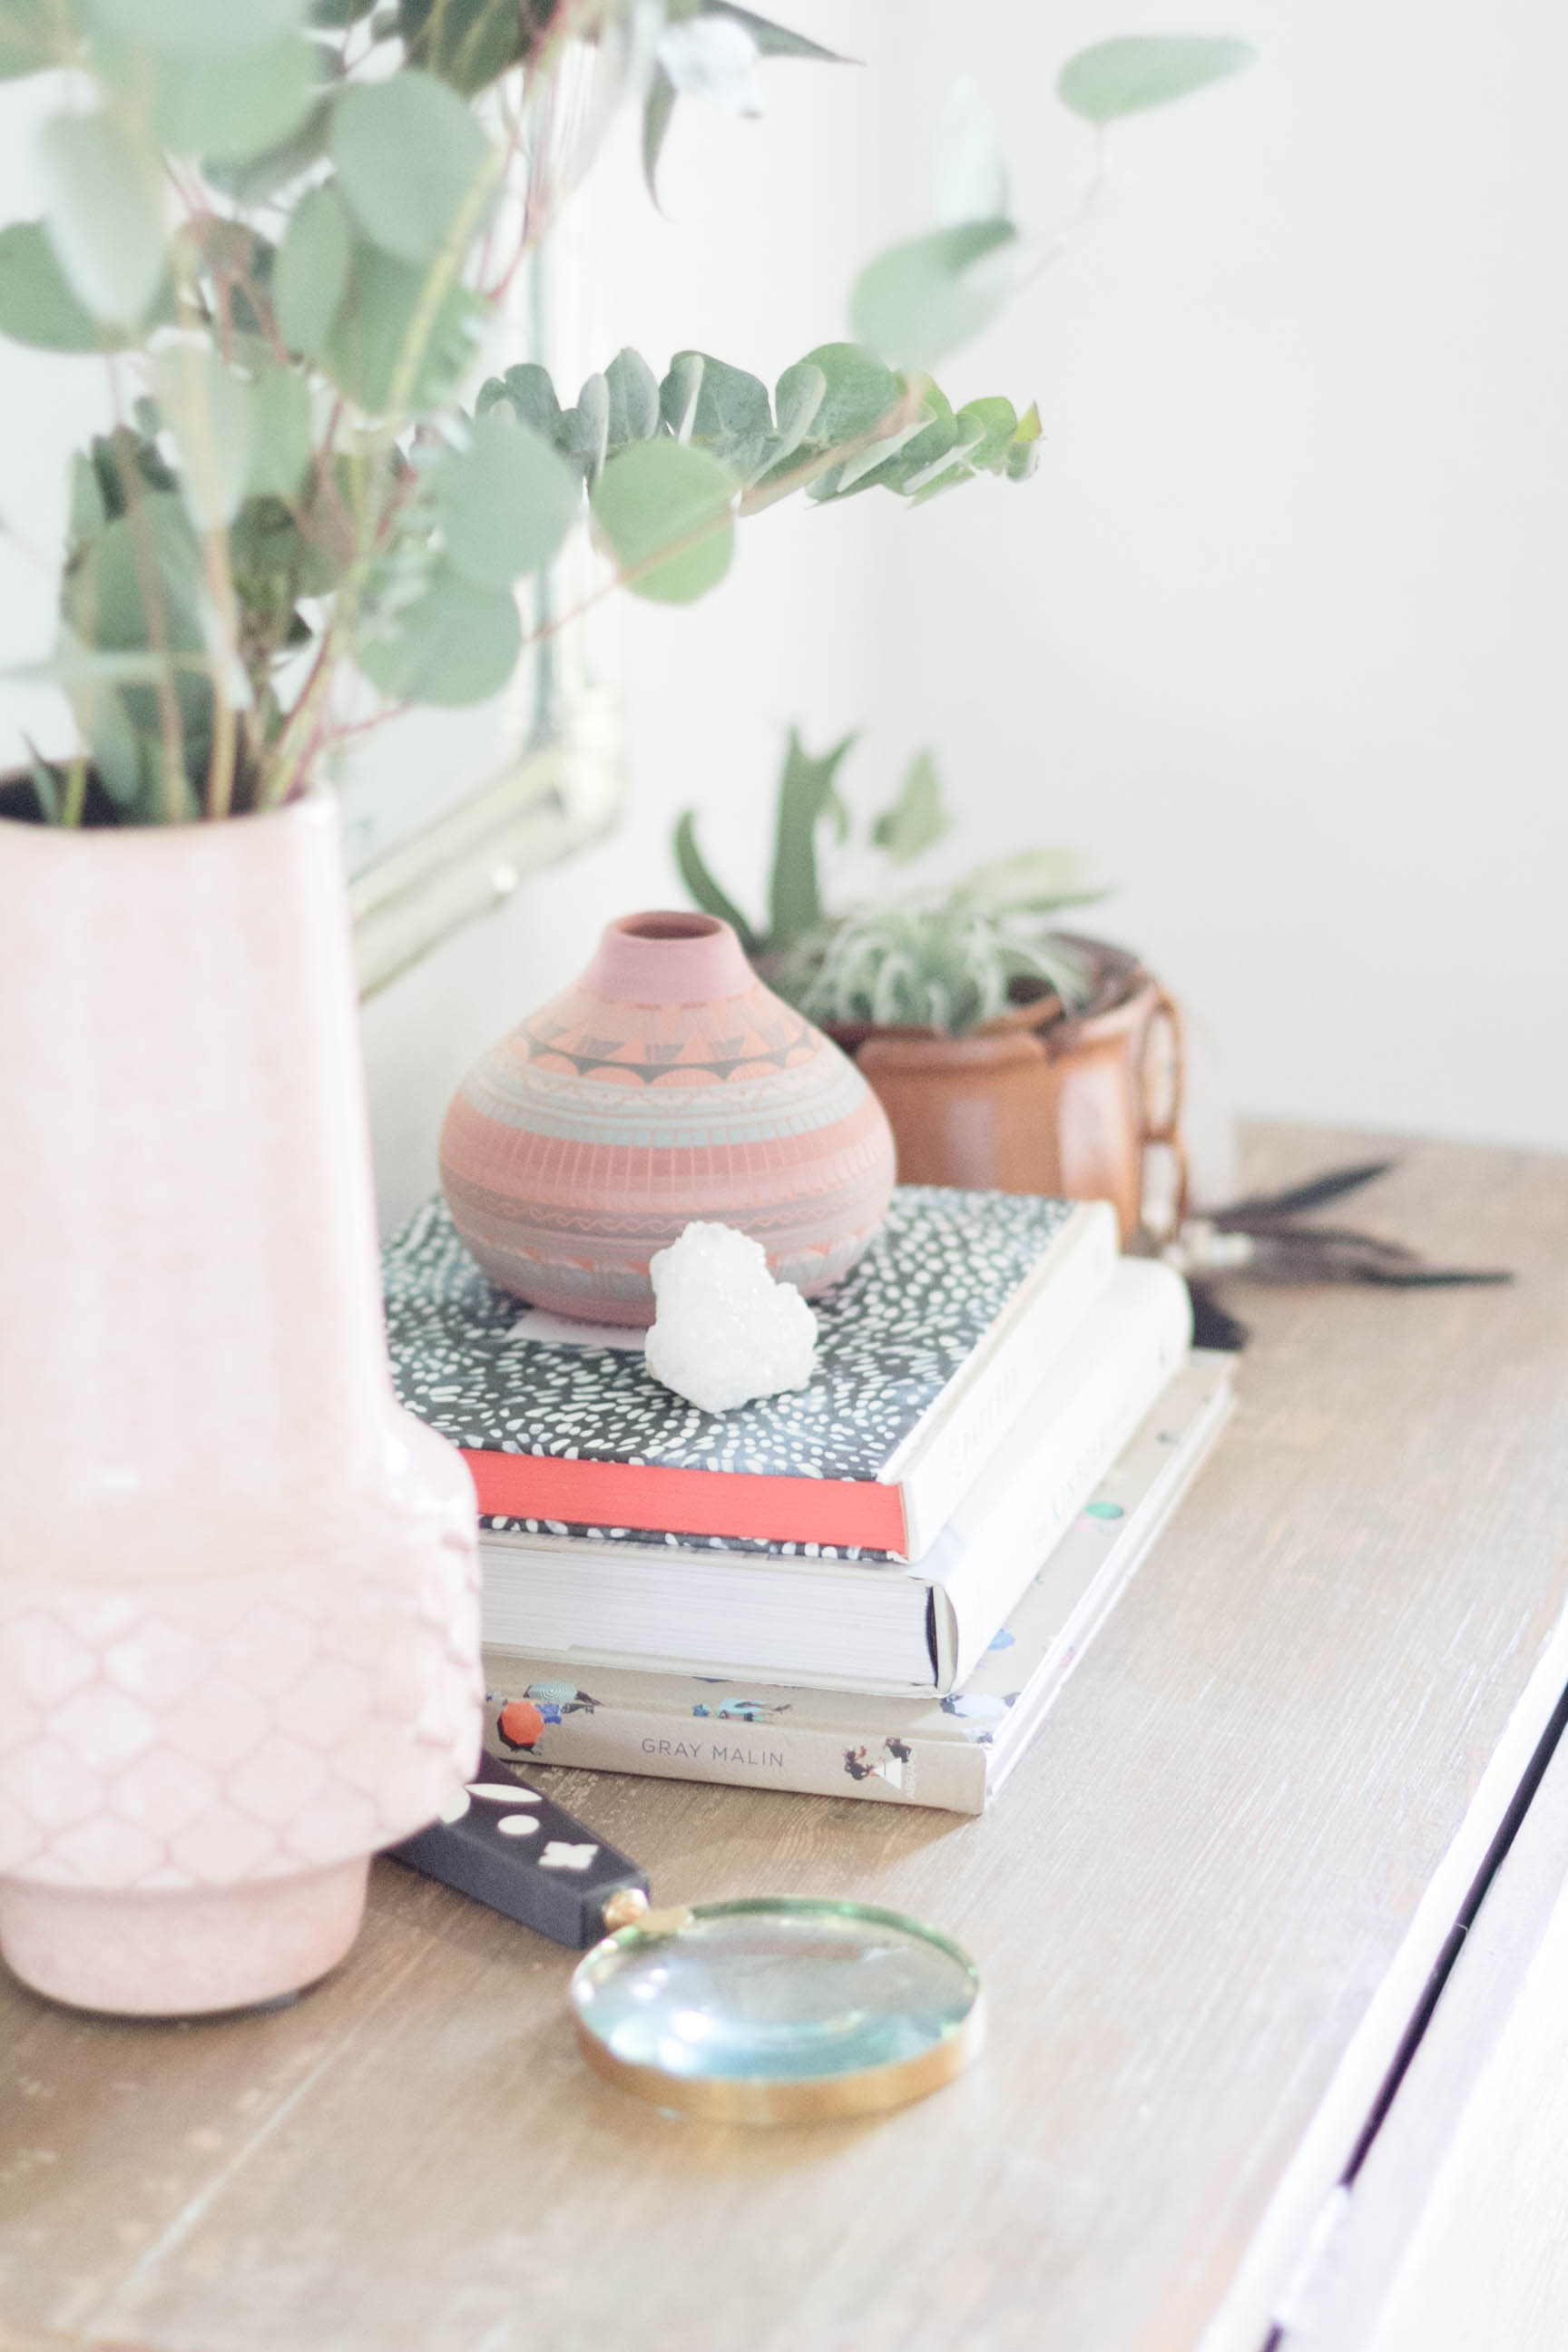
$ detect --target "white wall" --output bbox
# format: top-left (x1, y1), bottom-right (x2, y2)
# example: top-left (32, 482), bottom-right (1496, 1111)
top-left (3, 5), bottom-right (1563, 1231)
top-left (875, 0), bottom-right (1568, 1151)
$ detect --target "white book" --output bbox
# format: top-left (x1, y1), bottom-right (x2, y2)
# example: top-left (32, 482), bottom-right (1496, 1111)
top-left (483, 1354), bottom-right (1235, 1814)
top-left (480, 1258), bottom-right (1194, 1694)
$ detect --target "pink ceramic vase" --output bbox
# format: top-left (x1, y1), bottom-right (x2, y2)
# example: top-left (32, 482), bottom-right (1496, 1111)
top-left (439, 911), bottom-right (897, 1323)
top-left (0, 796), bottom-right (481, 2016)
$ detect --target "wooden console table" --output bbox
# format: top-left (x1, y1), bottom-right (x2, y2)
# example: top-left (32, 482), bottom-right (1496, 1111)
top-left (4, 1125), bottom-right (1566, 2352)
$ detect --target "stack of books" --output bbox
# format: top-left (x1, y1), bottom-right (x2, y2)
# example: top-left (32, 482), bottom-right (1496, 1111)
top-left (384, 1187), bottom-right (1232, 1815)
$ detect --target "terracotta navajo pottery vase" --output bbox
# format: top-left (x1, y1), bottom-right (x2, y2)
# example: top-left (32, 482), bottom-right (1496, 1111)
top-left (0, 791), bottom-right (482, 2017)
top-left (439, 911), bottom-right (896, 1324)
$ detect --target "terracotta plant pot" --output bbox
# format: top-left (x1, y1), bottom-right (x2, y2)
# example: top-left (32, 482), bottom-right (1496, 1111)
top-left (848, 936), bottom-right (1185, 1245)
top-left (0, 794), bottom-right (481, 2017)
top-left (440, 911), bottom-right (896, 1325)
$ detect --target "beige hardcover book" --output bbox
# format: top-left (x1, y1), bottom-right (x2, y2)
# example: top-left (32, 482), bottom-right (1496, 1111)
top-left (483, 1353), bottom-right (1235, 1815)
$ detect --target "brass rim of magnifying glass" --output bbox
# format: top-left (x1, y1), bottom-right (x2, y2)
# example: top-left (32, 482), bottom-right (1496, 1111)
top-left (573, 1994), bottom-right (985, 2124)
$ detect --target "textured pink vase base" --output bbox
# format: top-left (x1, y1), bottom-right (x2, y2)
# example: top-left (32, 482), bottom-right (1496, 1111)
top-left (0, 799), bottom-right (483, 2013)
top-left (0, 1859), bottom-right (368, 2016)
top-left (440, 911), bottom-right (896, 1324)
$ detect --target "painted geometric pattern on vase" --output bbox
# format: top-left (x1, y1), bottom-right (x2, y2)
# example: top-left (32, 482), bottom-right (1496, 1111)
top-left (0, 1534), bottom-right (482, 1892)
top-left (442, 957), bottom-right (895, 1321)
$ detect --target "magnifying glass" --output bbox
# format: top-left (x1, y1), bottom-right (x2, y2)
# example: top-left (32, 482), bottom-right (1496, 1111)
top-left (393, 1752), bottom-right (983, 2124)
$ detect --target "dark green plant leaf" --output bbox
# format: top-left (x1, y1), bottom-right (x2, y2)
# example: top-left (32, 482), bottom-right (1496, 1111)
top-left (84, 0), bottom-right (305, 54)
top-left (850, 218), bottom-right (1018, 369)
top-left (330, 70), bottom-right (495, 267)
top-left (358, 558), bottom-right (520, 704)
top-left (0, 0), bottom-right (68, 77)
top-left (312, 0), bottom-right (376, 23)
top-left (604, 346), bottom-right (661, 446)
top-left (274, 179), bottom-right (352, 354)
top-left (769, 726), bottom-right (855, 946)
top-left (0, 220), bottom-right (134, 350)
top-left (247, 368), bottom-right (312, 498)
top-left (436, 407), bottom-right (580, 588)
top-left (705, 5), bottom-right (848, 64)
top-left (1056, 34), bottom-right (1254, 123)
top-left (642, 63), bottom-right (677, 202)
top-left (22, 735), bottom-right (61, 820)
top-left (323, 240), bottom-right (485, 412)
top-left (673, 808), bottom-right (760, 951)
top-left (398, 0), bottom-right (525, 93)
top-left (477, 360), bottom-right (561, 437)
top-left (590, 437), bottom-right (737, 604)
top-left (871, 748), bottom-right (948, 863)
top-left (39, 111), bottom-right (167, 328)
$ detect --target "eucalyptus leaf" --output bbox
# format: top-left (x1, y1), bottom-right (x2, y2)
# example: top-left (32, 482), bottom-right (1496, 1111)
top-left (84, 0), bottom-right (305, 54)
top-left (39, 112), bottom-right (167, 329)
top-left (358, 559), bottom-right (520, 704)
top-left (0, 0), bottom-right (64, 77)
top-left (0, 220), bottom-right (133, 351)
top-left (850, 219), bottom-right (1019, 370)
top-left (673, 808), bottom-right (760, 952)
top-left (661, 350), bottom-right (702, 443)
top-left (247, 368), bottom-right (312, 498)
top-left (871, 749), bottom-right (948, 864)
top-left (313, 0), bottom-right (377, 22)
top-left (152, 343), bottom-right (254, 526)
top-left (477, 360), bottom-right (561, 437)
top-left (142, 34), bottom-right (316, 162)
top-left (591, 438), bottom-right (737, 604)
top-left (564, 371), bottom-right (609, 484)
top-left (202, 93), bottom-right (332, 203)
top-left (769, 359), bottom-right (825, 462)
top-left (1005, 400), bottom-right (1042, 482)
top-left (1056, 34), bottom-right (1254, 123)
top-left (274, 180), bottom-right (352, 355)
top-left (330, 69), bottom-right (495, 267)
top-left (604, 346), bottom-right (662, 446)
top-left (323, 241), bottom-right (485, 413)
top-left (436, 407), bottom-right (579, 588)
top-left (797, 342), bottom-right (901, 446)
top-left (665, 348), bottom-right (770, 444)
top-left (954, 395), bottom-right (1016, 473)
top-left (68, 451), bottom-right (108, 546)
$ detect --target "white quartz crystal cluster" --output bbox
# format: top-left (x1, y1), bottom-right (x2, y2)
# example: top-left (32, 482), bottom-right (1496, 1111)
top-left (643, 1221), bottom-right (818, 1414)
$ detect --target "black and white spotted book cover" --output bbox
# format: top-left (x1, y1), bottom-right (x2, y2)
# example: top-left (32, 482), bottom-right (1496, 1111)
top-left (383, 1187), bottom-right (1112, 1561)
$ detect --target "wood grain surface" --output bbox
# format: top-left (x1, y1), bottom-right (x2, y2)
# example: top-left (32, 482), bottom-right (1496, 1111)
top-left (3, 1126), bottom-right (1566, 2352)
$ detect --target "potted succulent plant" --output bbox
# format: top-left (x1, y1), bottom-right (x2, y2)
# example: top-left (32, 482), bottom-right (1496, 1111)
top-left (676, 731), bottom-right (1183, 1239)
top-left (0, 3), bottom-right (1247, 2013)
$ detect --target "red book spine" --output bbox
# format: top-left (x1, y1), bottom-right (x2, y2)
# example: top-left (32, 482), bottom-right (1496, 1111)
top-left (461, 1449), bottom-right (909, 1554)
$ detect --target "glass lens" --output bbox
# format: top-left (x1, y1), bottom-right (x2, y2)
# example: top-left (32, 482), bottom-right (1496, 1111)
top-left (571, 1898), bottom-right (980, 2106)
